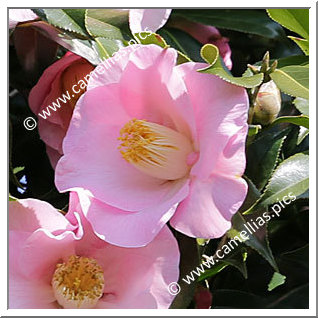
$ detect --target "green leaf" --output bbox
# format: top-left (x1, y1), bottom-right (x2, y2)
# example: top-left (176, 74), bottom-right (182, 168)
top-left (93, 37), bottom-right (123, 60)
top-left (200, 43), bottom-right (218, 66)
top-left (267, 9), bottom-right (309, 40)
top-left (86, 9), bottom-right (128, 28)
top-left (200, 44), bottom-right (263, 88)
top-left (198, 250), bottom-right (248, 281)
top-left (232, 212), bottom-right (279, 271)
top-left (158, 28), bottom-right (203, 62)
top-left (270, 65), bottom-right (309, 99)
top-left (294, 97), bottom-right (309, 116)
top-left (43, 9), bottom-right (88, 37)
top-left (271, 115), bottom-right (309, 129)
top-left (172, 9), bottom-right (285, 39)
top-left (62, 9), bottom-right (86, 30)
top-left (245, 126), bottom-right (288, 190)
top-left (255, 153), bottom-right (309, 208)
top-left (85, 9), bottom-right (124, 40)
top-left (133, 32), bottom-right (168, 48)
top-left (268, 272), bottom-right (286, 291)
top-left (197, 263), bottom-right (227, 281)
top-left (289, 36), bottom-right (309, 55)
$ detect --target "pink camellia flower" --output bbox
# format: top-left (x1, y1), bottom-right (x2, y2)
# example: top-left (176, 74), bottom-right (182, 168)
top-left (170, 19), bottom-right (232, 70)
top-left (129, 9), bottom-right (172, 33)
top-left (29, 52), bottom-right (94, 168)
top-left (9, 193), bottom-right (179, 309)
top-left (9, 9), bottom-right (38, 29)
top-left (55, 44), bottom-right (249, 247)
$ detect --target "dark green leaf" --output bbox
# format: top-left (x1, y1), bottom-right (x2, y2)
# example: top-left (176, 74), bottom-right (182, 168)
top-left (158, 28), bottom-right (203, 62)
top-left (254, 153), bottom-right (309, 209)
top-left (271, 115), bottom-right (309, 129)
top-left (232, 212), bottom-right (279, 271)
top-left (245, 126), bottom-right (288, 190)
top-left (172, 9), bottom-right (285, 39)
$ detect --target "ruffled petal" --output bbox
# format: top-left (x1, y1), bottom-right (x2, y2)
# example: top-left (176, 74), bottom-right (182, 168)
top-left (170, 175), bottom-right (247, 238)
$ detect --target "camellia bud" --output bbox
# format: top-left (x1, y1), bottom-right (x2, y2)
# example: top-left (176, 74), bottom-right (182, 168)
top-left (253, 80), bottom-right (281, 125)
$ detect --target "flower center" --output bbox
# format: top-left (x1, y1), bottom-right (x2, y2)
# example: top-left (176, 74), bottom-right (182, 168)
top-left (118, 119), bottom-right (194, 180)
top-left (51, 255), bottom-right (104, 309)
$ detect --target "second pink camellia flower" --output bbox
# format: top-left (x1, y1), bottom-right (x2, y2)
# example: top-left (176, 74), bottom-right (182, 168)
top-left (56, 44), bottom-right (249, 247)
top-left (9, 193), bottom-right (179, 309)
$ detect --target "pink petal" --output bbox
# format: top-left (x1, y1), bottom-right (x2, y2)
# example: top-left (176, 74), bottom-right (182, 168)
top-left (88, 226), bottom-right (179, 308)
top-left (118, 45), bottom-right (196, 139)
top-left (9, 274), bottom-right (57, 308)
top-left (129, 9), bottom-right (171, 33)
top-left (170, 174), bottom-right (247, 238)
top-left (9, 199), bottom-right (73, 233)
top-left (87, 45), bottom-right (140, 90)
top-left (175, 62), bottom-right (249, 180)
top-left (74, 185), bottom-right (188, 247)
top-left (17, 229), bottom-right (77, 281)
top-left (28, 53), bottom-right (80, 116)
top-left (55, 82), bottom-right (189, 212)
top-left (9, 9), bottom-right (38, 29)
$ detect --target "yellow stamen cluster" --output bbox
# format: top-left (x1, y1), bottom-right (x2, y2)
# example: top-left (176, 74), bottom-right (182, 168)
top-left (117, 119), bottom-right (194, 180)
top-left (118, 119), bottom-right (177, 166)
top-left (51, 255), bottom-right (104, 309)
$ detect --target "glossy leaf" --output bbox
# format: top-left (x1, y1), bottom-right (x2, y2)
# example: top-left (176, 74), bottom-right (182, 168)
top-left (267, 9), bottom-right (309, 40)
top-left (93, 37), bottom-right (123, 60)
top-left (43, 9), bottom-right (88, 37)
top-left (200, 44), bottom-right (263, 88)
top-left (85, 9), bottom-right (124, 39)
top-left (270, 65), bottom-right (309, 99)
top-left (271, 115), bottom-right (309, 129)
top-left (158, 28), bottom-right (203, 62)
top-left (232, 212), bottom-right (279, 271)
top-left (256, 153), bottom-right (309, 208)
top-left (245, 126), bottom-right (288, 190)
top-left (173, 9), bottom-right (285, 39)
